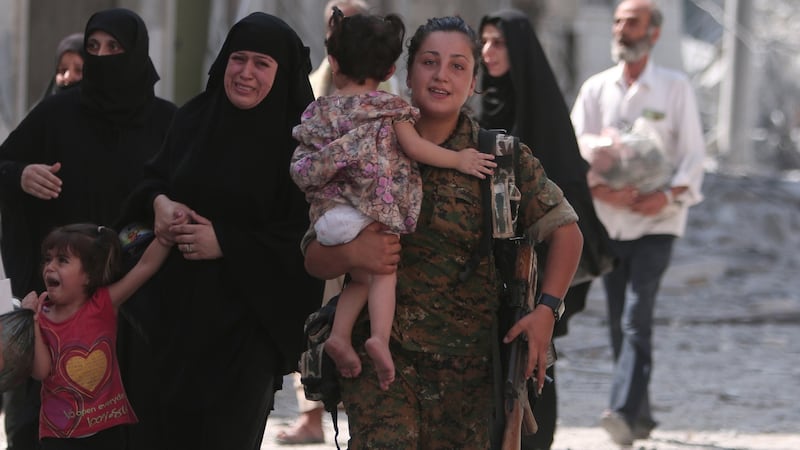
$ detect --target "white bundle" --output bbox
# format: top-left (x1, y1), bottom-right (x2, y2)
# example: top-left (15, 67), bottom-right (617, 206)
top-left (581, 118), bottom-right (673, 193)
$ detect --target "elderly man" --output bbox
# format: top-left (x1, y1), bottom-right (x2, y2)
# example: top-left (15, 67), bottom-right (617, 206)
top-left (570, 0), bottom-right (705, 446)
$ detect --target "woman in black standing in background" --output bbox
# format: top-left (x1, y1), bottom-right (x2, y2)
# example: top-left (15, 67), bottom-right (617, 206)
top-left (479, 9), bottom-right (614, 450)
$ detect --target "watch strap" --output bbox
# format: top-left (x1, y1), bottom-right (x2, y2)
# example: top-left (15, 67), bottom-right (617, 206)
top-left (537, 293), bottom-right (564, 321)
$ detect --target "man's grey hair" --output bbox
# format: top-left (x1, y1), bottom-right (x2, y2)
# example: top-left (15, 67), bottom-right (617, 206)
top-left (616, 0), bottom-right (664, 28)
top-left (648, 2), bottom-right (663, 28)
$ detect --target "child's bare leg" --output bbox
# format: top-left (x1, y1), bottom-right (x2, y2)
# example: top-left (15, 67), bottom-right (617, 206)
top-left (364, 272), bottom-right (396, 390)
top-left (325, 270), bottom-right (368, 378)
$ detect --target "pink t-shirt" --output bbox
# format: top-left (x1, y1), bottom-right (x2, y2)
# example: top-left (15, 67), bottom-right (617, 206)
top-left (38, 287), bottom-right (137, 438)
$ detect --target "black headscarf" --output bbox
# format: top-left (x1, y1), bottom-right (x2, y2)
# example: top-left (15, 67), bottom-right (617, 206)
top-left (41, 32), bottom-right (84, 99)
top-left (479, 9), bottom-right (614, 335)
top-left (198, 11), bottom-right (313, 162)
top-left (479, 8), bottom-right (589, 187)
top-left (80, 8), bottom-right (160, 124)
top-left (56, 33), bottom-right (85, 63)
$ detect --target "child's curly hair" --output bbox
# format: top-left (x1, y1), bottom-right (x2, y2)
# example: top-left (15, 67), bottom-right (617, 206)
top-left (325, 6), bottom-right (405, 85)
top-left (41, 223), bottom-right (122, 295)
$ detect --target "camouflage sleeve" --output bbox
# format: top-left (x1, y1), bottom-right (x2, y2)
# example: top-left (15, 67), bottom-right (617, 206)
top-left (517, 142), bottom-right (578, 242)
top-left (527, 200), bottom-right (578, 243)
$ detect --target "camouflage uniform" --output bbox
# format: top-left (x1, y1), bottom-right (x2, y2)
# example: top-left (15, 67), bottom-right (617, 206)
top-left (339, 114), bottom-right (578, 449)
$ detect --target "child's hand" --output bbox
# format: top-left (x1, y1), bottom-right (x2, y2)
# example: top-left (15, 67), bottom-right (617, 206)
top-left (456, 148), bottom-right (496, 179)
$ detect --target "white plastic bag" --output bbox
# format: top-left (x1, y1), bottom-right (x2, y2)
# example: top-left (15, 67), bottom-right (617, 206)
top-left (583, 118), bottom-right (673, 193)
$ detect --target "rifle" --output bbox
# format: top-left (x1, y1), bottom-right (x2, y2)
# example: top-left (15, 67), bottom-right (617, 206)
top-left (476, 129), bottom-right (556, 450)
top-left (497, 237), bottom-right (556, 450)
top-left (498, 237), bottom-right (534, 450)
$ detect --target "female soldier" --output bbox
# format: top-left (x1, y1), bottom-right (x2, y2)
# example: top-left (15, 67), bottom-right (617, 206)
top-left (304, 16), bottom-right (583, 449)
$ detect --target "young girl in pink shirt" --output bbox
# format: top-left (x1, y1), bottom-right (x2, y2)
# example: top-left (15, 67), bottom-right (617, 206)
top-left (22, 223), bottom-right (170, 449)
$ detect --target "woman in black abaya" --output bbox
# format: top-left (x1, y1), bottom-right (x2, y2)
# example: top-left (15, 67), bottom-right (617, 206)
top-left (121, 12), bottom-right (323, 449)
top-left (0, 9), bottom-right (176, 450)
top-left (479, 9), bottom-right (614, 450)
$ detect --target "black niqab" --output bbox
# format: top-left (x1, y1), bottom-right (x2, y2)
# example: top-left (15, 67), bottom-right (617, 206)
top-left (80, 8), bottom-right (160, 124)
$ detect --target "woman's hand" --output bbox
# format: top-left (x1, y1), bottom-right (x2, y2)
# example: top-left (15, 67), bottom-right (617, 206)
top-left (21, 162), bottom-right (62, 200)
top-left (153, 194), bottom-right (193, 245)
top-left (170, 210), bottom-right (222, 260)
top-left (503, 306), bottom-right (556, 394)
top-left (350, 222), bottom-right (402, 273)
top-left (305, 222), bottom-right (401, 279)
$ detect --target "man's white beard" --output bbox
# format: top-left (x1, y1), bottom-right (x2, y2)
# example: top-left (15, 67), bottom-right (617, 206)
top-left (611, 34), bottom-right (653, 63)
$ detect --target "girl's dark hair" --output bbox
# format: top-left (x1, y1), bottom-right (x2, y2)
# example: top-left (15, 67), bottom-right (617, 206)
top-left (41, 223), bottom-right (122, 295)
top-left (326, 6), bottom-right (405, 85)
top-left (405, 16), bottom-right (481, 76)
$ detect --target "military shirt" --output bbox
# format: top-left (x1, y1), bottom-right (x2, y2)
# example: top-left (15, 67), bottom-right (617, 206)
top-left (395, 114), bottom-right (577, 356)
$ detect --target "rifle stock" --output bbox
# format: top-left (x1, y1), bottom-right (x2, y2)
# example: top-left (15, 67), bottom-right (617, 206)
top-left (500, 239), bottom-right (539, 449)
top-left (501, 398), bottom-right (523, 450)
top-left (501, 384), bottom-right (538, 450)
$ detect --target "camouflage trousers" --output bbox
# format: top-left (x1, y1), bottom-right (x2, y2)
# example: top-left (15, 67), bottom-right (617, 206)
top-left (340, 341), bottom-right (493, 449)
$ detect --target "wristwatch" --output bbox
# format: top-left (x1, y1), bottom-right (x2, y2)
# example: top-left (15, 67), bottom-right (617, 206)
top-left (536, 293), bottom-right (565, 322)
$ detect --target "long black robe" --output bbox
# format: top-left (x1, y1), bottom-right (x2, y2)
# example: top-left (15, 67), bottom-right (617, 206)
top-left (478, 9), bottom-right (614, 450)
top-left (0, 8), bottom-right (176, 450)
top-left (120, 12), bottom-right (323, 450)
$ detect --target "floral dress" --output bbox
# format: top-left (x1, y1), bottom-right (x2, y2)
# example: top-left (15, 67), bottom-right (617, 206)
top-left (291, 91), bottom-right (422, 234)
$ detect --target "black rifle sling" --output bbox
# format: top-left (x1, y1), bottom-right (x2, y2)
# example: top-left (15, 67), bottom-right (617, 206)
top-left (474, 129), bottom-right (506, 442)
top-left (478, 129), bottom-right (524, 450)
top-left (459, 128), bottom-right (501, 281)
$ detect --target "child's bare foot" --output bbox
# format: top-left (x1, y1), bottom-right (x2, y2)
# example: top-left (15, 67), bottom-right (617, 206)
top-left (365, 336), bottom-right (395, 390)
top-left (324, 335), bottom-right (361, 378)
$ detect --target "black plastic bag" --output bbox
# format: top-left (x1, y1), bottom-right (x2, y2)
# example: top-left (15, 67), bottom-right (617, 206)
top-left (117, 223), bottom-right (158, 342)
top-left (0, 308), bottom-right (35, 392)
